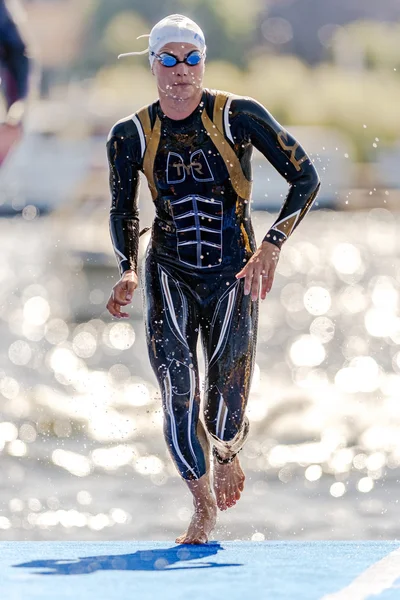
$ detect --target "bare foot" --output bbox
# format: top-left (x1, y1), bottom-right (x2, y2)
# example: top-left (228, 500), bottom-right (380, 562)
top-left (213, 455), bottom-right (245, 511)
top-left (175, 498), bottom-right (217, 544)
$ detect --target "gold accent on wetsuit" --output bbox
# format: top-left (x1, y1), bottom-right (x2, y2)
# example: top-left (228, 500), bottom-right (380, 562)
top-left (277, 131), bottom-right (307, 172)
top-left (272, 212), bottom-right (299, 237)
top-left (213, 90), bottom-right (229, 134)
top-left (201, 98), bottom-right (251, 200)
top-left (136, 105), bottom-right (161, 200)
top-left (240, 223), bottom-right (252, 253)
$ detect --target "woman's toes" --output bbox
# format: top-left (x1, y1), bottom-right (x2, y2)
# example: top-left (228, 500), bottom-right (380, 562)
top-left (225, 491), bottom-right (236, 507)
top-left (217, 494), bottom-right (226, 510)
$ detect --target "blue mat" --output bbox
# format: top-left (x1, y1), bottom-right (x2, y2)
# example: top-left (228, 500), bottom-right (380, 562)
top-left (1, 541), bottom-right (400, 600)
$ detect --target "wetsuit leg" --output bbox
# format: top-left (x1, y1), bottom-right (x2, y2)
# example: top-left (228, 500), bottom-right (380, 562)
top-left (201, 277), bottom-right (258, 460)
top-left (142, 250), bottom-right (208, 481)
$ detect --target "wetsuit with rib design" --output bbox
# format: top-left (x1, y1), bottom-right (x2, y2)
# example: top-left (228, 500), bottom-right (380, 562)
top-left (107, 88), bottom-right (320, 480)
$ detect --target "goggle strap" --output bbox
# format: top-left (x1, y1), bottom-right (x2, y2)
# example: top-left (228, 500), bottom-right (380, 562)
top-left (118, 48), bottom-right (149, 59)
top-left (118, 34), bottom-right (150, 59)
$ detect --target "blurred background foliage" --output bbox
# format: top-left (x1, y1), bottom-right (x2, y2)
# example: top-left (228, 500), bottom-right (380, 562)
top-left (52, 0), bottom-right (399, 163)
top-left (0, 0), bottom-right (392, 169)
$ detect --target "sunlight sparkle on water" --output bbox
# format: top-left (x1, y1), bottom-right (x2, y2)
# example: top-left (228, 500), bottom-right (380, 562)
top-left (331, 243), bottom-right (362, 274)
top-left (305, 465), bottom-right (322, 481)
top-left (290, 335), bottom-right (326, 367)
top-left (8, 340), bottom-right (32, 365)
top-left (0, 517), bottom-right (11, 529)
top-left (23, 296), bottom-right (50, 326)
top-left (360, 426), bottom-right (400, 452)
top-left (338, 285), bottom-right (367, 314)
top-left (328, 448), bottom-right (354, 474)
top-left (88, 514), bottom-right (112, 531)
top-left (7, 440), bottom-right (27, 457)
top-left (309, 317), bottom-right (335, 343)
top-left (371, 276), bottom-right (398, 310)
top-left (122, 382), bottom-right (151, 407)
top-left (88, 411), bottom-right (136, 442)
top-left (358, 477), bottom-right (374, 493)
top-left (72, 331), bottom-right (97, 358)
top-left (52, 449), bottom-right (92, 477)
top-left (365, 305), bottom-right (398, 339)
top-left (365, 452), bottom-right (386, 471)
top-left (45, 318), bottom-right (69, 344)
top-left (0, 421), bottom-right (18, 442)
top-left (49, 347), bottom-right (81, 376)
top-left (9, 499), bottom-right (24, 513)
top-left (103, 323), bottom-right (136, 350)
top-left (0, 377), bottom-right (19, 399)
top-left (247, 390), bottom-right (269, 422)
top-left (91, 445), bottom-right (136, 470)
top-left (303, 286), bottom-right (331, 316)
top-left (280, 283), bottom-right (305, 312)
top-left (134, 455), bottom-right (165, 475)
top-left (77, 491), bottom-right (92, 505)
top-left (110, 508), bottom-right (130, 524)
top-left (330, 482), bottom-right (346, 498)
top-left (335, 356), bottom-right (381, 393)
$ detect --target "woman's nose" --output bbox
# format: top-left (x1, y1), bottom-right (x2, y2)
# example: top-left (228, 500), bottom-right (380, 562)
top-left (175, 61), bottom-right (189, 76)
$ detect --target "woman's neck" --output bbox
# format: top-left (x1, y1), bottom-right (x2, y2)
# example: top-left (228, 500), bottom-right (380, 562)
top-left (158, 88), bottom-right (204, 121)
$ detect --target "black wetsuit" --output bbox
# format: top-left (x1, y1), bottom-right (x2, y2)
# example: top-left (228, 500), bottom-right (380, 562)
top-left (0, 0), bottom-right (29, 125)
top-left (107, 88), bottom-right (320, 480)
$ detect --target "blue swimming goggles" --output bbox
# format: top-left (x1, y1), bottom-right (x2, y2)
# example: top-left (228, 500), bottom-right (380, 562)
top-left (150, 50), bottom-right (203, 67)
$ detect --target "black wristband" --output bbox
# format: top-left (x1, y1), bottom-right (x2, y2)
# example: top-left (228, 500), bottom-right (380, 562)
top-left (262, 229), bottom-right (286, 250)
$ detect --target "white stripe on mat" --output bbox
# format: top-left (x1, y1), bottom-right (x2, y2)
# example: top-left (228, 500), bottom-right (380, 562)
top-left (320, 546), bottom-right (400, 600)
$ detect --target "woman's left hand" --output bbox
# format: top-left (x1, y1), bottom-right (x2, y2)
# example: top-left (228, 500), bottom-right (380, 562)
top-left (236, 241), bottom-right (281, 301)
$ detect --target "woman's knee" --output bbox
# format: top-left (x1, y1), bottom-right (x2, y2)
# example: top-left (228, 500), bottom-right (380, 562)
top-left (204, 407), bottom-right (241, 443)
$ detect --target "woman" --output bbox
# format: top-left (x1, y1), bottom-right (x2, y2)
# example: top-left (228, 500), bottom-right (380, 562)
top-left (106, 14), bottom-right (320, 544)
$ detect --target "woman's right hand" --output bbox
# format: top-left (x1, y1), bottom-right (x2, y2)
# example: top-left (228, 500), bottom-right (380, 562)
top-left (106, 270), bottom-right (138, 318)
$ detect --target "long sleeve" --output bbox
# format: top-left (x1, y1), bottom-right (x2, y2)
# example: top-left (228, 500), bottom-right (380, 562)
top-left (0, 0), bottom-right (30, 125)
top-left (107, 121), bottom-right (142, 277)
top-left (230, 97), bottom-right (320, 249)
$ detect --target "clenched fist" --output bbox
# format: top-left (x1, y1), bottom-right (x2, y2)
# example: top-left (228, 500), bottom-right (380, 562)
top-left (106, 270), bottom-right (138, 319)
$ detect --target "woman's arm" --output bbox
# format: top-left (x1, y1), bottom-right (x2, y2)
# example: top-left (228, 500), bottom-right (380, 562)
top-left (230, 97), bottom-right (320, 249)
top-left (107, 120), bottom-right (142, 277)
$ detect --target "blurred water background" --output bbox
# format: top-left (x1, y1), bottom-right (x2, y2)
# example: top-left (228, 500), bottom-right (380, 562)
top-left (0, 0), bottom-right (400, 542)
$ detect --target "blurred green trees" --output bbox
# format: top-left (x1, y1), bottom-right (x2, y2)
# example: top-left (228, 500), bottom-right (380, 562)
top-left (79, 0), bottom-right (265, 70)
top-left (75, 2), bottom-right (400, 161)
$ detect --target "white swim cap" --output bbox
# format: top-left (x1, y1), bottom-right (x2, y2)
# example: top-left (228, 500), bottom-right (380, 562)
top-left (118, 14), bottom-right (206, 66)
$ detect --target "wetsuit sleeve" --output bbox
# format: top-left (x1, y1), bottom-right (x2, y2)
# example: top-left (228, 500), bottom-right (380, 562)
top-left (0, 0), bottom-right (30, 125)
top-left (230, 97), bottom-right (320, 249)
top-left (107, 120), bottom-right (142, 277)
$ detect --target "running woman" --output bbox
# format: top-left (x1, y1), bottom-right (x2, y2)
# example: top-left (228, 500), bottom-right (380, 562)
top-left (106, 14), bottom-right (320, 544)
top-left (0, 0), bottom-right (30, 166)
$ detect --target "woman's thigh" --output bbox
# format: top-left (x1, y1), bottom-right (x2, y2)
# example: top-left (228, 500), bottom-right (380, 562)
top-left (142, 252), bottom-right (200, 370)
top-left (201, 277), bottom-right (259, 441)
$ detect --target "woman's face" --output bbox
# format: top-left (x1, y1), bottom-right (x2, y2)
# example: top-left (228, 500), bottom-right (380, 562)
top-left (152, 42), bottom-right (205, 102)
